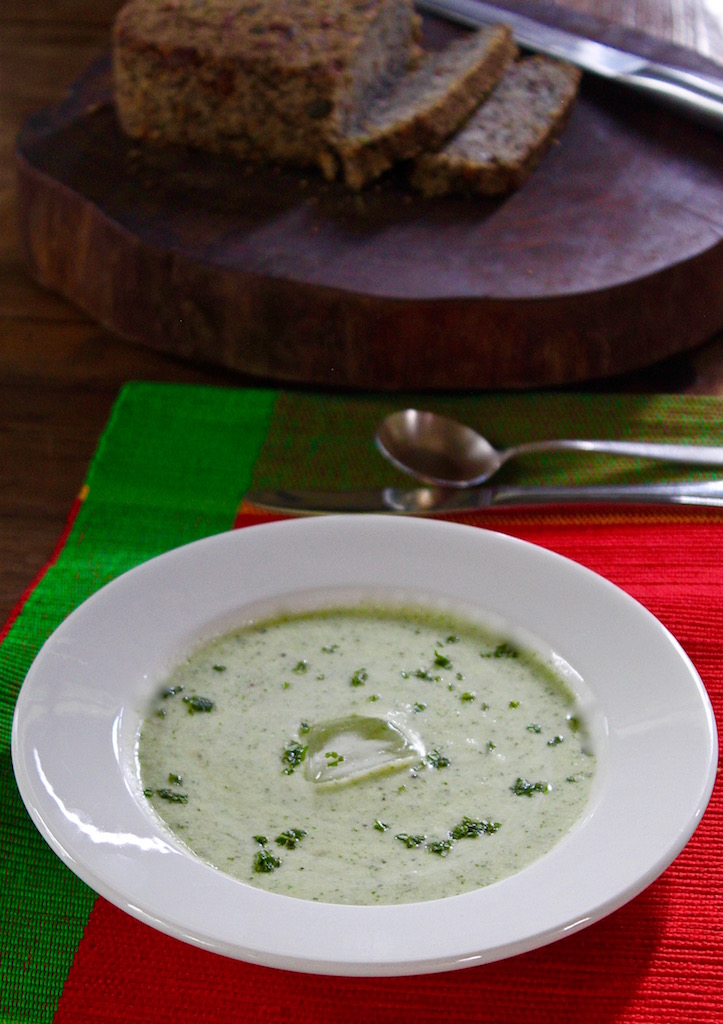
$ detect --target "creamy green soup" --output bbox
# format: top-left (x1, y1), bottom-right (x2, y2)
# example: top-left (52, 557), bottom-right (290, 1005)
top-left (138, 603), bottom-right (595, 904)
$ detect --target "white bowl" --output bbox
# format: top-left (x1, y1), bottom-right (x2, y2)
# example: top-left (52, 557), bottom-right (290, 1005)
top-left (11, 516), bottom-right (717, 976)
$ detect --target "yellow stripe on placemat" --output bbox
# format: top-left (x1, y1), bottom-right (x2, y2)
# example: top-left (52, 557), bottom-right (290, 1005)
top-left (246, 391), bottom-right (723, 498)
top-left (451, 504), bottom-right (723, 528)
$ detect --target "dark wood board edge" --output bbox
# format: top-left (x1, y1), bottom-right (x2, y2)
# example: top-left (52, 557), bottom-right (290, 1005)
top-left (17, 149), bottom-right (723, 391)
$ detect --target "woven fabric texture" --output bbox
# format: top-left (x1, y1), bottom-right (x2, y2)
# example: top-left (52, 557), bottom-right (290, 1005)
top-left (1, 382), bottom-right (721, 1024)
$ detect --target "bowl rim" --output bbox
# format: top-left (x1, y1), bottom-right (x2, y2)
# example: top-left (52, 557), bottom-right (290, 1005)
top-left (11, 515), bottom-right (718, 976)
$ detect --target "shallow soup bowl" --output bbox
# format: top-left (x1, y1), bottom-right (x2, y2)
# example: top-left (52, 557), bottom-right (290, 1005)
top-left (11, 515), bottom-right (717, 976)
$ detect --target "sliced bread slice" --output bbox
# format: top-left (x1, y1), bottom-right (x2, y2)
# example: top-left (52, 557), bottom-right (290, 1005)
top-left (332, 25), bottom-right (516, 190)
top-left (410, 55), bottom-right (581, 198)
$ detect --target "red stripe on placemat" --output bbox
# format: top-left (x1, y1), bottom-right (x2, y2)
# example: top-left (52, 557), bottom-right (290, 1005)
top-left (53, 515), bottom-right (723, 1024)
top-left (233, 507), bottom-right (290, 529)
top-left (51, 847), bottom-right (720, 1024)
top-left (0, 487), bottom-right (87, 645)
top-left (47, 881), bottom-right (659, 1024)
top-left (236, 500), bottom-right (723, 532)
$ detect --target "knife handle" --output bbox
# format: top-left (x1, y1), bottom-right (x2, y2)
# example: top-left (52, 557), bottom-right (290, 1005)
top-left (394, 481), bottom-right (723, 512)
top-left (245, 481), bottom-right (723, 515)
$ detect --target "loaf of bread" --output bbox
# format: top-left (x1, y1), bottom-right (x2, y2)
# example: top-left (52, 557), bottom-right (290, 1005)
top-left (335, 25), bottom-right (515, 189)
top-left (410, 55), bottom-right (581, 197)
top-left (113, 0), bottom-right (421, 172)
top-left (114, 3), bottom-right (580, 196)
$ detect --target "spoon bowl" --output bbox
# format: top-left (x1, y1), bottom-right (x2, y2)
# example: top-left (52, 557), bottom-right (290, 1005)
top-left (376, 409), bottom-right (723, 488)
top-left (376, 410), bottom-right (503, 486)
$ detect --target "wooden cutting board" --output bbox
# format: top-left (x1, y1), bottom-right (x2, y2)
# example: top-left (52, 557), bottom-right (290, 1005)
top-left (15, 15), bottom-right (723, 390)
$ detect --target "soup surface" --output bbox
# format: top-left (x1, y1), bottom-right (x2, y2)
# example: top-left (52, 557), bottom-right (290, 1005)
top-left (138, 603), bottom-right (595, 904)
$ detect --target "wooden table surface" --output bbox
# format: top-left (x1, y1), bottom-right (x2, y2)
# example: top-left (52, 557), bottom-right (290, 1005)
top-left (2, 0), bottom-right (723, 626)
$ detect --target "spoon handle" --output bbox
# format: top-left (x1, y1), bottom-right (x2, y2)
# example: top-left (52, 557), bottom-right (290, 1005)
top-left (511, 439), bottom-right (723, 466)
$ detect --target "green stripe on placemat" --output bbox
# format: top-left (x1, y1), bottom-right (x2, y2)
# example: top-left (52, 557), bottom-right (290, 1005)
top-left (0, 383), bottom-right (277, 1023)
top-left (2, 381), bottom-right (723, 1023)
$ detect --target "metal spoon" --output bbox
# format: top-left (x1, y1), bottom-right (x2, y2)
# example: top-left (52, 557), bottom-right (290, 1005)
top-left (376, 409), bottom-right (723, 488)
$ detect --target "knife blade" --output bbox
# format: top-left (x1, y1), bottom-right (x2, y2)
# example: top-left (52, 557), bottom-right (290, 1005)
top-left (246, 479), bottom-right (723, 515)
top-left (416, 0), bottom-right (723, 131)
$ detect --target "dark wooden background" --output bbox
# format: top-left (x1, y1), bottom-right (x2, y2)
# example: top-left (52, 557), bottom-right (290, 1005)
top-left (2, 0), bottom-right (723, 624)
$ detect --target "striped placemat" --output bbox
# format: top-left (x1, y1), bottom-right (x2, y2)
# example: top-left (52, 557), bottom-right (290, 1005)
top-left (2, 382), bottom-right (721, 1023)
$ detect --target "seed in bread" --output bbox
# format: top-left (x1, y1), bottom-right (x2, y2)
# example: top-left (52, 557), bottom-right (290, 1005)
top-left (113, 0), bottom-right (421, 172)
top-left (410, 56), bottom-right (582, 197)
top-left (335, 25), bottom-right (516, 189)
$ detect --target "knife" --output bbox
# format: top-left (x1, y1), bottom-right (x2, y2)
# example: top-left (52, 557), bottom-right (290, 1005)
top-left (245, 479), bottom-right (723, 515)
top-left (416, 0), bottom-right (723, 131)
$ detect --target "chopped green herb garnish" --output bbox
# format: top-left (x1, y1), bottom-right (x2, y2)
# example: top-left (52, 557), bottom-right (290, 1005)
top-left (428, 838), bottom-right (453, 856)
top-left (298, 721), bottom-right (311, 734)
top-left (547, 735), bottom-right (564, 746)
top-left (253, 835), bottom-right (268, 845)
top-left (143, 788), bottom-right (154, 798)
top-left (167, 772), bottom-right (183, 785)
top-left (212, 664), bottom-right (226, 673)
top-left (395, 833), bottom-right (426, 848)
top-left (350, 668), bottom-right (368, 686)
top-left (486, 740), bottom-right (496, 751)
top-left (324, 751), bottom-right (344, 767)
top-left (321, 644), bottom-right (339, 653)
top-left (481, 642), bottom-right (519, 659)
top-left (156, 788), bottom-right (188, 804)
top-left (373, 819), bottom-right (389, 832)
top-left (511, 777), bottom-right (551, 797)
top-left (460, 691), bottom-right (476, 702)
top-left (182, 695), bottom-right (215, 714)
top-left (426, 749), bottom-right (450, 769)
top-left (293, 660), bottom-right (308, 674)
top-left (527, 723), bottom-right (542, 733)
top-left (161, 685), bottom-right (183, 698)
top-left (450, 816), bottom-right (501, 839)
top-left (413, 701), bottom-right (427, 712)
top-left (275, 828), bottom-right (307, 849)
top-left (433, 651), bottom-right (453, 669)
top-left (281, 740), bottom-right (308, 773)
top-left (253, 848), bottom-right (281, 873)
top-left (445, 635), bottom-right (459, 644)
top-left (508, 700), bottom-right (520, 708)
top-left (406, 667), bottom-right (441, 682)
